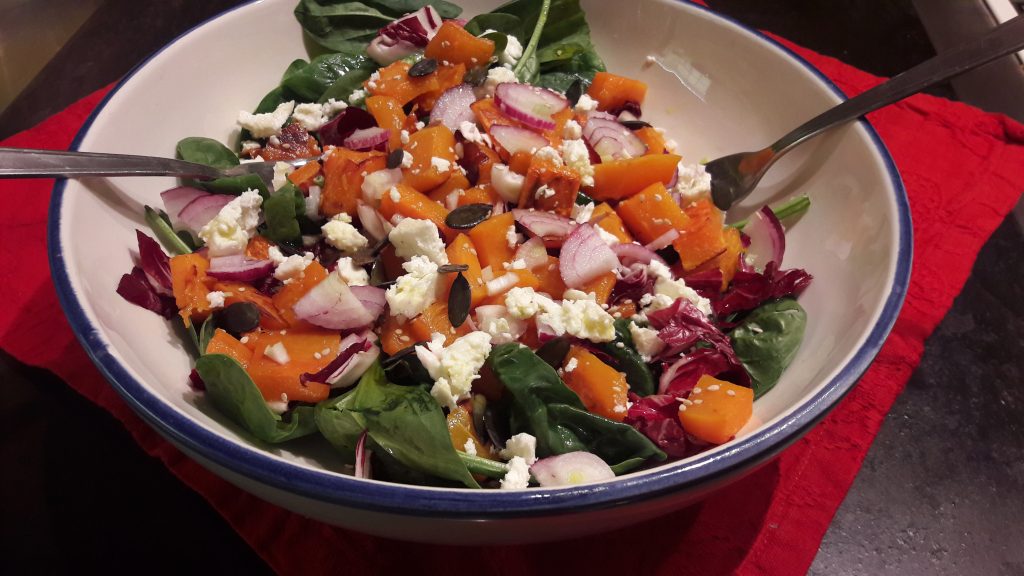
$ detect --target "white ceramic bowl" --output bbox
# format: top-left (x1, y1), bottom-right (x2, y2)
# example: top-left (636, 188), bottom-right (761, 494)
top-left (49, 0), bottom-right (910, 543)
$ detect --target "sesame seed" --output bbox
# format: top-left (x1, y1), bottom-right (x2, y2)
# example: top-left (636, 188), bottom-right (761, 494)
top-left (395, 329), bottom-right (403, 335)
top-left (280, 330), bottom-right (287, 335)
top-left (726, 390), bottom-right (736, 397)
top-left (240, 336), bottom-right (249, 344)
top-left (678, 404), bottom-right (687, 412)
top-left (281, 393), bottom-right (288, 402)
top-left (237, 287), bottom-right (246, 292)
top-left (314, 352), bottom-right (322, 359)
top-left (707, 384), bottom-right (720, 391)
top-left (693, 399), bottom-right (703, 405)
top-left (321, 348), bottom-right (331, 355)
top-left (399, 335), bottom-right (410, 342)
top-left (615, 342), bottom-right (625, 348)
top-left (693, 387), bottom-right (702, 394)
top-left (613, 312), bottom-right (622, 318)
top-left (681, 398), bottom-right (693, 406)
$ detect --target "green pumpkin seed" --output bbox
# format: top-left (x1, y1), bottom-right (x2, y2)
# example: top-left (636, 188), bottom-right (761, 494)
top-left (216, 302), bottom-right (260, 336)
top-left (566, 79), bottom-right (583, 107)
top-left (386, 147), bottom-right (405, 169)
top-left (409, 58), bottom-right (438, 78)
top-left (448, 272), bottom-right (471, 328)
top-left (445, 203), bottom-right (493, 229)
top-left (620, 119), bottom-right (652, 130)
top-left (437, 263), bottom-right (470, 274)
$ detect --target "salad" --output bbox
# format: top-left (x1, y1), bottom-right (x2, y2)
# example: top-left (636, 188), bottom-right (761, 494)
top-left (117, 0), bottom-right (812, 490)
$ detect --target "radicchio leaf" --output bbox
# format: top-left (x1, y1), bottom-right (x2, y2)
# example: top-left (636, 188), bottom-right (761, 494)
top-left (659, 347), bottom-right (736, 397)
top-left (609, 263), bottom-right (654, 305)
top-left (686, 261), bottom-right (813, 323)
top-left (116, 266), bottom-right (177, 319)
top-left (646, 298), bottom-right (749, 387)
top-left (136, 230), bottom-right (172, 294)
top-left (624, 393), bottom-right (687, 458)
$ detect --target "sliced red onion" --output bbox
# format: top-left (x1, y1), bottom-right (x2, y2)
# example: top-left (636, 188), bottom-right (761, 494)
top-left (367, 35), bottom-right (419, 66)
top-left (160, 186), bottom-right (207, 225)
top-left (667, 166), bottom-right (680, 189)
top-left (743, 205), bottom-right (785, 269)
top-left (356, 201), bottom-right (394, 241)
top-left (350, 284), bottom-right (387, 318)
top-left (176, 193), bottom-right (233, 232)
top-left (430, 84), bottom-right (477, 132)
top-left (529, 452), bottom-right (615, 487)
top-left (492, 200), bottom-right (507, 215)
top-left (486, 272), bottom-right (520, 296)
top-left (495, 83), bottom-right (568, 131)
top-left (136, 230), bottom-right (172, 294)
top-left (207, 254), bottom-right (275, 281)
top-left (514, 236), bottom-right (549, 270)
top-left (293, 274), bottom-right (379, 330)
top-left (378, 6), bottom-right (442, 47)
top-left (610, 242), bottom-right (665, 268)
top-left (354, 430), bottom-right (372, 479)
top-left (344, 127), bottom-right (390, 151)
top-left (559, 223), bottom-right (620, 288)
top-left (512, 208), bottom-right (577, 247)
top-left (582, 116), bottom-right (646, 161)
top-left (490, 124), bottom-right (549, 156)
top-left (301, 332), bottom-right (378, 388)
top-left (644, 228), bottom-right (679, 251)
top-left (319, 107), bottom-right (377, 147)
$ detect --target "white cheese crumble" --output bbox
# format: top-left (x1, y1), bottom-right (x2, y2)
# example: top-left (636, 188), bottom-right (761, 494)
top-left (499, 432), bottom-right (537, 465)
top-left (575, 94), bottom-right (599, 113)
top-left (533, 146), bottom-right (563, 166)
top-left (198, 189), bottom-right (263, 257)
top-left (562, 119), bottom-right (583, 140)
top-left (463, 438), bottom-right (478, 456)
top-left (348, 88), bottom-right (367, 105)
top-left (291, 102), bottom-right (329, 132)
top-left (458, 120), bottom-right (491, 146)
top-left (240, 140), bottom-right (261, 155)
top-left (490, 163), bottom-right (525, 202)
top-left (386, 255), bottom-right (441, 318)
top-left (535, 185), bottom-right (555, 200)
top-left (500, 456), bottom-right (531, 490)
top-left (564, 357), bottom-right (578, 373)
top-left (415, 331), bottom-right (493, 409)
top-left (478, 66), bottom-right (518, 99)
top-left (629, 322), bottom-right (665, 361)
top-left (272, 161), bottom-right (294, 191)
top-left (321, 212), bottom-right (369, 253)
top-left (334, 257), bottom-right (369, 286)
top-left (475, 305), bottom-right (527, 344)
top-left (400, 129), bottom-right (410, 144)
top-left (671, 161), bottom-right (713, 203)
top-left (205, 291), bottom-right (226, 309)
top-left (388, 218), bottom-right (449, 265)
top-left (430, 156), bottom-right (452, 173)
top-left (274, 252), bottom-right (314, 282)
top-left (504, 287), bottom-right (616, 342)
top-left (264, 342), bottom-right (290, 365)
top-left (571, 202), bottom-right (596, 224)
top-left (560, 138), bottom-right (595, 187)
top-left (499, 35), bottom-right (524, 67)
top-left (642, 263), bottom-right (714, 317)
top-left (505, 224), bottom-right (519, 249)
top-left (237, 101), bottom-right (294, 139)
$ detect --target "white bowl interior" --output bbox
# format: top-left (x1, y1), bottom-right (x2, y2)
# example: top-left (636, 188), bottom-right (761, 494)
top-left (58, 0), bottom-right (901, 492)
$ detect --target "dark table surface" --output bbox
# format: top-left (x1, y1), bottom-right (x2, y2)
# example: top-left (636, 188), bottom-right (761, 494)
top-left (2, 1), bottom-right (1022, 574)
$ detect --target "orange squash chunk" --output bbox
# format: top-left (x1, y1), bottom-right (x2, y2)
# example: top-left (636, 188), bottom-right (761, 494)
top-left (402, 125), bottom-right (458, 192)
top-left (287, 160), bottom-right (321, 189)
top-left (519, 158), bottom-right (580, 217)
top-left (380, 315), bottom-right (413, 356)
top-left (616, 182), bottom-right (690, 245)
top-left (447, 402), bottom-right (494, 458)
top-left (561, 345), bottom-right (629, 422)
top-left (590, 202), bottom-right (633, 243)
top-left (466, 211), bottom-right (516, 270)
top-left (534, 256), bottom-right (568, 299)
top-left (366, 60), bottom-right (461, 105)
top-left (586, 72), bottom-right (648, 112)
top-left (427, 172), bottom-right (472, 204)
top-left (169, 253), bottom-right (214, 324)
top-left (379, 183), bottom-right (455, 241)
top-left (634, 126), bottom-right (668, 155)
top-left (366, 95), bottom-right (408, 150)
top-left (245, 235), bottom-right (273, 260)
top-left (321, 153), bottom-right (387, 217)
top-left (579, 271), bottom-right (616, 305)
top-left (444, 233), bottom-right (487, 308)
top-left (205, 329), bottom-right (253, 366)
top-left (411, 63), bottom-right (467, 113)
top-left (408, 301), bottom-right (472, 345)
top-left (479, 269), bottom-right (541, 305)
top-left (213, 281), bottom-right (290, 331)
top-left (270, 261), bottom-right (330, 327)
top-left (678, 375), bottom-right (753, 445)
top-left (673, 198), bottom-right (727, 271)
top-left (242, 329), bottom-right (341, 403)
top-left (586, 154), bottom-right (680, 201)
top-left (425, 21), bottom-right (495, 68)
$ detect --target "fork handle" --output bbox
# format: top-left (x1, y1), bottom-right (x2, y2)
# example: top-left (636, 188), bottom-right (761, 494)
top-left (0, 147), bottom-right (223, 180)
top-left (773, 14), bottom-right (1024, 155)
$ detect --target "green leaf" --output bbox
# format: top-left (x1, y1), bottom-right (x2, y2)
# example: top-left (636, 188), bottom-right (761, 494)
top-left (261, 184), bottom-right (303, 243)
top-left (488, 343), bottom-right (664, 467)
top-left (294, 0), bottom-right (461, 54)
top-left (175, 137), bottom-right (239, 169)
top-left (463, 13), bottom-right (523, 38)
top-left (346, 362), bottom-right (479, 488)
top-left (196, 354), bottom-right (318, 443)
top-left (200, 173), bottom-right (268, 197)
top-left (197, 315), bottom-right (216, 356)
top-left (315, 388), bottom-right (364, 462)
top-left (600, 318), bottom-right (656, 397)
top-left (282, 51), bottom-right (377, 102)
top-left (318, 66), bottom-right (375, 105)
top-left (729, 195), bottom-right (811, 230)
top-left (729, 299), bottom-right (808, 398)
top-left (144, 205), bottom-right (192, 255)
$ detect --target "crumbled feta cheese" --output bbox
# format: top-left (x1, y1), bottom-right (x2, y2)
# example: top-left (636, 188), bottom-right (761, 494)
top-left (504, 287), bottom-right (552, 319)
top-left (267, 246), bottom-right (287, 265)
top-left (240, 140), bottom-right (261, 155)
top-left (264, 342), bottom-right (290, 365)
top-left (646, 259), bottom-right (674, 280)
top-left (206, 291), bottom-right (226, 309)
top-left (571, 202), bottom-right (596, 224)
top-left (533, 146), bottom-right (563, 166)
top-left (629, 323), bottom-right (665, 361)
top-left (664, 138), bottom-right (679, 153)
top-left (323, 98), bottom-right (348, 117)
top-left (237, 101), bottom-right (295, 138)
top-left (649, 275), bottom-right (714, 316)
top-left (321, 212), bottom-right (369, 253)
top-left (415, 331), bottom-right (492, 408)
top-left (386, 256), bottom-right (441, 318)
top-left (272, 161), bottom-right (294, 190)
top-left (506, 224), bottom-right (519, 249)
top-left (490, 163), bottom-right (525, 202)
top-left (574, 94), bottom-right (598, 113)
top-left (274, 252), bottom-right (314, 282)
top-left (400, 150), bottom-right (414, 169)
top-left (458, 120), bottom-right (491, 146)
top-left (560, 138), bottom-right (595, 187)
top-left (388, 218), bottom-right (449, 265)
top-left (475, 305), bottom-right (527, 344)
top-left (562, 119), bottom-right (583, 140)
top-left (535, 185), bottom-right (555, 199)
top-left (415, 120), bottom-right (425, 130)
top-left (389, 186), bottom-right (402, 203)
top-left (430, 156), bottom-right (451, 173)
top-left (671, 161), bottom-right (712, 203)
top-left (334, 256), bottom-right (369, 286)
top-left (499, 433), bottom-right (537, 465)
top-left (503, 258), bottom-right (527, 270)
top-left (360, 169), bottom-right (401, 202)
top-left (500, 456), bottom-right (531, 490)
top-left (562, 289), bottom-right (595, 301)
top-left (478, 66), bottom-right (518, 99)
top-left (463, 438), bottom-right (478, 456)
top-left (291, 102), bottom-right (329, 132)
top-left (198, 189), bottom-right (263, 257)
top-left (596, 225), bottom-right (620, 246)
top-left (546, 298), bottom-right (616, 342)
top-left (266, 400), bottom-right (288, 414)
top-left (564, 357), bottom-right (579, 372)
top-left (348, 88), bottom-right (367, 105)
top-left (499, 35), bottom-right (524, 67)
top-left (400, 130), bottom-right (410, 144)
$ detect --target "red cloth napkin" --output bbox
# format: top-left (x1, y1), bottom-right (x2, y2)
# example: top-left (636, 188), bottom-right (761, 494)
top-left (2, 34), bottom-right (1023, 576)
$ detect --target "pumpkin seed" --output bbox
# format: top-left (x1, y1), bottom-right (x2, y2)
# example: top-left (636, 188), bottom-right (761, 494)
top-left (464, 67), bottom-right (488, 87)
top-left (382, 343), bottom-right (432, 385)
top-left (216, 302), bottom-right (260, 336)
top-left (445, 203), bottom-right (492, 229)
top-left (408, 58), bottom-right (438, 77)
top-left (620, 119), bottom-right (652, 130)
top-left (437, 263), bottom-right (470, 274)
top-left (566, 79), bottom-right (583, 107)
top-left (536, 336), bottom-right (571, 370)
top-left (386, 147), bottom-right (404, 169)
top-left (447, 272), bottom-right (471, 327)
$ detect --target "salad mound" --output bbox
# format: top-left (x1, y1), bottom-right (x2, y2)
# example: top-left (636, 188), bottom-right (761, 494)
top-left (117, 0), bottom-right (812, 489)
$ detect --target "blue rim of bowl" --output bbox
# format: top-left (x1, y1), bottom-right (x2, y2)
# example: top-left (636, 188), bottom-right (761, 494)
top-left (48, 0), bottom-right (912, 518)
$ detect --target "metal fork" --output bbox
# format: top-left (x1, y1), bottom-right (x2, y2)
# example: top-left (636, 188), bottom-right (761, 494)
top-left (706, 14), bottom-right (1024, 210)
top-left (0, 147), bottom-right (318, 191)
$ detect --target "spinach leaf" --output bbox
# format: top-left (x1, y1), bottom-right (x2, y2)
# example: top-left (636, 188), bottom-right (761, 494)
top-left (144, 205), bottom-right (192, 255)
top-left (463, 13), bottom-right (522, 38)
top-left (315, 388), bottom-right (363, 462)
top-left (197, 315), bottom-right (217, 356)
top-left (201, 174), bottom-right (268, 197)
top-left (729, 298), bottom-right (807, 398)
top-left (600, 318), bottom-right (656, 397)
top-left (294, 0), bottom-right (462, 54)
top-left (282, 51), bottom-right (377, 103)
top-left (347, 362), bottom-right (479, 488)
top-left (196, 354), bottom-right (317, 443)
top-left (488, 343), bottom-right (664, 467)
top-left (261, 184), bottom-right (303, 243)
top-left (318, 66), bottom-right (376, 105)
top-left (176, 137), bottom-right (239, 169)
